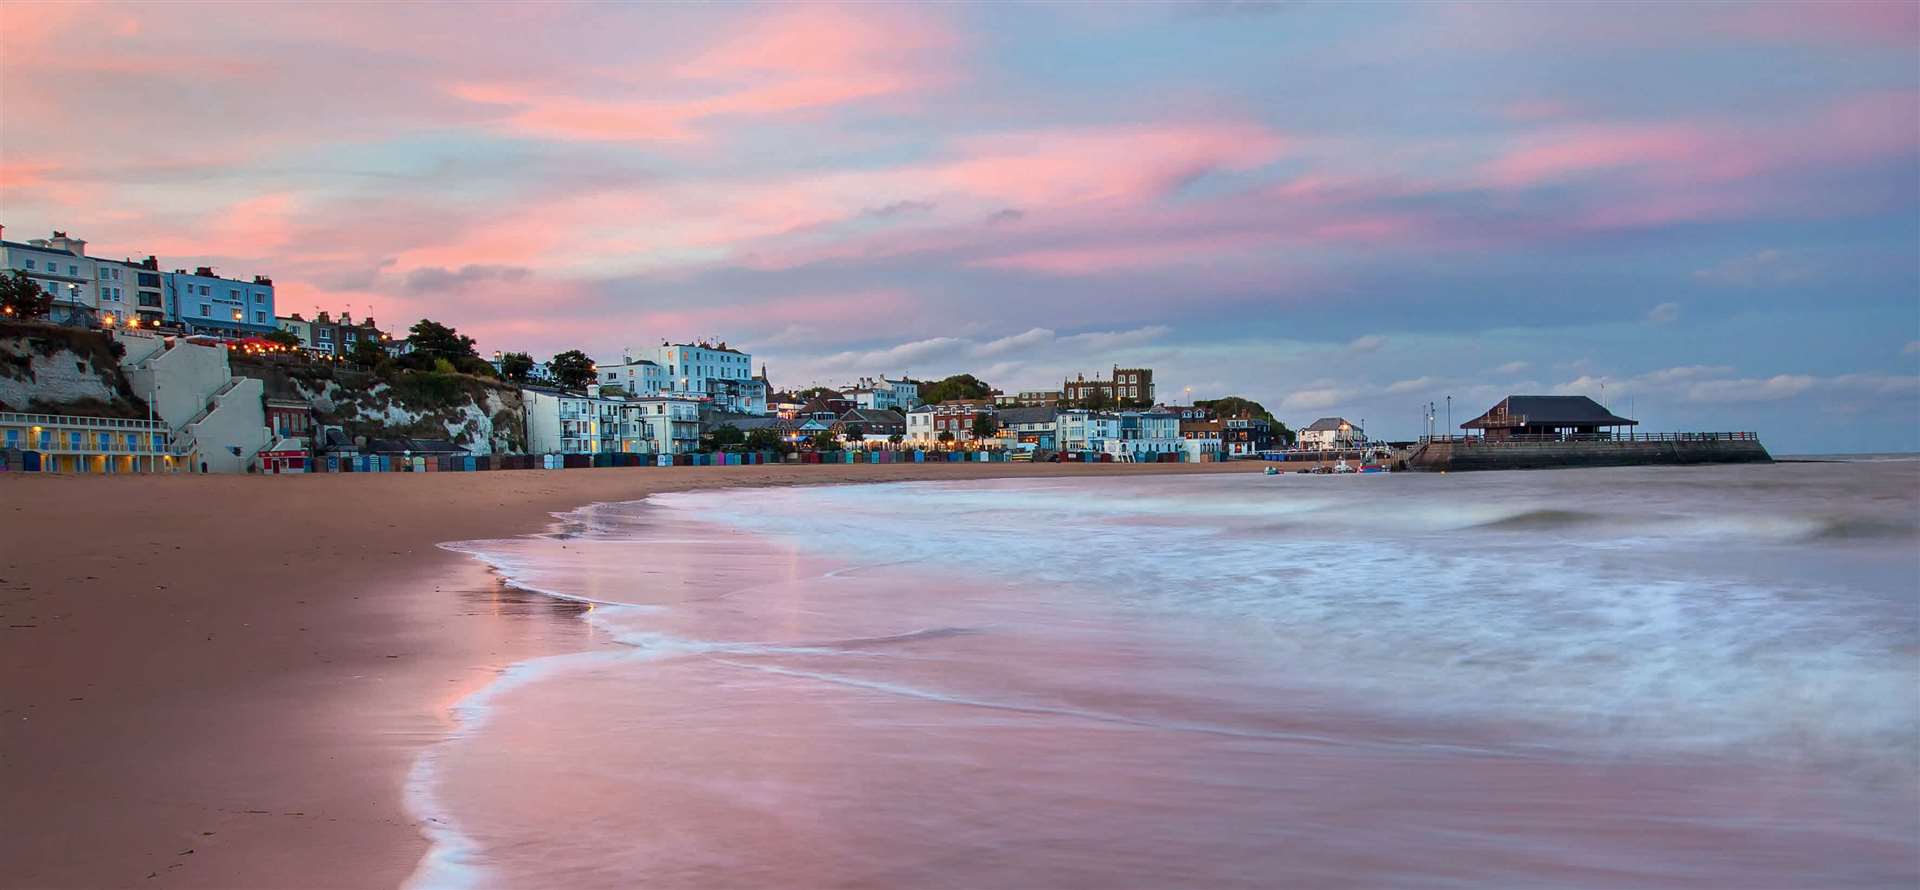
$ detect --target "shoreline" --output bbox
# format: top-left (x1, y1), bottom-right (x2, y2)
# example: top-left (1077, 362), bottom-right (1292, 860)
top-left (0, 462), bottom-right (1253, 889)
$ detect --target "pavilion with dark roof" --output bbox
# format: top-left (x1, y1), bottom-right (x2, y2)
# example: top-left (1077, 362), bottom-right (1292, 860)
top-left (1461, 395), bottom-right (1637, 440)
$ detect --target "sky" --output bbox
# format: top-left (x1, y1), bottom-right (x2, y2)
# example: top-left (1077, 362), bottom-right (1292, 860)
top-left (1, 1), bottom-right (1916, 451)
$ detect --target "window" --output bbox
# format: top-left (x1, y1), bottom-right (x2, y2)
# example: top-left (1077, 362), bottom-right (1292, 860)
top-left (38, 430), bottom-right (50, 449)
top-left (4, 429), bottom-right (16, 448)
top-left (199, 304), bottom-right (211, 316)
top-left (229, 288), bottom-right (240, 300)
top-left (126, 434), bottom-right (139, 451)
top-left (98, 433), bottom-right (112, 451)
top-left (68, 265), bottom-right (78, 276)
top-left (255, 311), bottom-right (266, 323)
top-left (69, 432), bottom-right (82, 450)
top-left (253, 292), bottom-right (263, 304)
top-left (24, 258), bottom-right (38, 270)
top-left (196, 285), bottom-right (208, 296)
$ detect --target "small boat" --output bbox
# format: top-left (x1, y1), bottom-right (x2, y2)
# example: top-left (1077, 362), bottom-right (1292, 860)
top-left (1264, 465), bottom-right (1280, 476)
top-left (1333, 460), bottom-right (1356, 474)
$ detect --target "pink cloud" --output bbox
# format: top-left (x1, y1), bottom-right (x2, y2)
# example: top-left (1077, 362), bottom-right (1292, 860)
top-left (1483, 123), bottom-right (1717, 188)
top-left (935, 123), bottom-right (1288, 207)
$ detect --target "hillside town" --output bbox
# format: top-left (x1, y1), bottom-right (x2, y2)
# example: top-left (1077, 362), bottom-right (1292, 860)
top-left (0, 226), bottom-right (1367, 475)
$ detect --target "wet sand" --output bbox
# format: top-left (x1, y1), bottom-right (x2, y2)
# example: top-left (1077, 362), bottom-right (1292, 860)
top-left (0, 461), bottom-right (1251, 889)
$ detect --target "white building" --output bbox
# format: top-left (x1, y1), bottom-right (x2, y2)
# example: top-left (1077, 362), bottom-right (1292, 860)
top-left (843, 376), bottom-right (919, 411)
top-left (619, 341), bottom-right (766, 414)
top-left (620, 395), bottom-right (703, 455)
top-left (117, 329), bottom-right (273, 473)
top-left (1, 229), bottom-right (100, 325)
top-left (1058, 409), bottom-right (1121, 452)
top-left (597, 356), bottom-right (665, 396)
top-left (1103, 409), bottom-right (1183, 460)
top-left (524, 387), bottom-right (624, 455)
top-left (1300, 417), bottom-right (1363, 450)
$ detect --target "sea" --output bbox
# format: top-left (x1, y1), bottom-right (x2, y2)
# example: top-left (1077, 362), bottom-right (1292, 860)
top-left (407, 460), bottom-right (1920, 889)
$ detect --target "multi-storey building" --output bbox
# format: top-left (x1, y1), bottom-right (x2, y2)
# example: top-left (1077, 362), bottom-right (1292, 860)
top-left (1106, 409), bottom-right (1184, 460)
top-left (277, 311), bottom-right (389, 356)
top-left (1057, 409), bottom-right (1121, 452)
top-left (0, 229), bottom-right (99, 325)
top-left (524, 387), bottom-right (622, 455)
top-left (619, 341), bottom-right (765, 414)
top-left (620, 396), bottom-right (703, 455)
top-left (1063, 367), bottom-right (1155, 407)
top-left (995, 405), bottom-right (1061, 450)
top-left (1223, 416), bottom-right (1275, 457)
top-left (164, 266), bottom-right (275, 336)
top-left (908, 399), bottom-right (995, 443)
top-left (842, 377), bottom-right (919, 411)
top-left (597, 356), bottom-right (666, 395)
top-left (995, 390), bottom-right (1063, 408)
top-left (1299, 417), bottom-right (1364, 450)
top-left (0, 410), bottom-right (172, 473)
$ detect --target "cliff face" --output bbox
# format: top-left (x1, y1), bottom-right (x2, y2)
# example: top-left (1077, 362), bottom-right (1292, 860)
top-left (236, 361), bottom-right (526, 454)
top-left (0, 322), bottom-right (148, 418)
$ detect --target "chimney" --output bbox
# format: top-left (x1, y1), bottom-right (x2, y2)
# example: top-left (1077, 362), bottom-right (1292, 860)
top-left (142, 255), bottom-right (158, 270)
top-left (195, 266), bottom-right (214, 277)
top-left (253, 275), bottom-right (273, 286)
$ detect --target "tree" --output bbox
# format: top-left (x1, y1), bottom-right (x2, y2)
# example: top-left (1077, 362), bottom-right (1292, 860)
top-left (0, 270), bottom-right (53, 320)
top-left (971, 414), bottom-right (1000, 440)
top-left (810, 431), bottom-right (839, 451)
top-left (408, 319), bottom-right (477, 360)
top-left (744, 427), bottom-right (787, 453)
top-left (498, 351), bottom-right (535, 383)
top-left (918, 374), bottom-right (992, 404)
top-left (888, 433), bottom-right (904, 446)
top-left (349, 337), bottom-right (387, 368)
top-left (796, 386), bottom-right (843, 401)
top-left (548, 349), bottom-right (596, 391)
top-left (842, 422), bottom-right (865, 444)
top-left (1196, 395), bottom-right (1294, 447)
top-left (1081, 389), bottom-right (1113, 411)
top-left (263, 328), bottom-right (303, 350)
top-left (707, 424), bottom-right (745, 450)
top-left (937, 430), bottom-right (955, 445)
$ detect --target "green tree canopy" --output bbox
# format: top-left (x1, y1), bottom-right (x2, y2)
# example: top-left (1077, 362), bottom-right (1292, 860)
top-left (0, 270), bottom-right (53, 320)
top-left (810, 430), bottom-right (839, 451)
top-left (796, 386), bottom-right (842, 400)
top-left (408, 319), bottom-right (477, 360)
top-left (971, 414), bottom-right (1000, 439)
top-left (498, 351), bottom-right (535, 383)
top-left (1081, 389), bottom-right (1113, 411)
top-left (1196, 396), bottom-right (1294, 446)
top-left (937, 430), bottom-right (955, 444)
top-left (918, 374), bottom-right (992, 404)
top-left (348, 337), bottom-right (387, 368)
top-left (744, 427), bottom-right (787, 453)
top-left (548, 349), bottom-right (596, 391)
top-left (842, 422), bottom-right (866, 442)
top-left (707, 424), bottom-right (746, 450)
top-left (263, 328), bottom-right (303, 350)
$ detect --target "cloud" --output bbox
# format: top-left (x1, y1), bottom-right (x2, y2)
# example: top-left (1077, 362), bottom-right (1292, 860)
top-left (1347, 334), bottom-right (1388, 353)
top-left (1646, 302), bottom-right (1681, 324)
top-left (985, 208), bottom-right (1025, 226)
top-left (1682, 374), bottom-right (1818, 402)
top-left (1494, 361), bottom-right (1532, 375)
top-left (975, 327), bottom-right (1056, 357)
top-left (1385, 376), bottom-right (1437, 394)
top-left (404, 264), bottom-right (532, 293)
top-left (865, 200), bottom-right (936, 218)
top-left (1057, 325), bottom-right (1171, 351)
top-left (1692, 249), bottom-right (1813, 287)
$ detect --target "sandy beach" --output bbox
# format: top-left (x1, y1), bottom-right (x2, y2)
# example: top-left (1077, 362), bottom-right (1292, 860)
top-left (0, 462), bottom-right (1252, 889)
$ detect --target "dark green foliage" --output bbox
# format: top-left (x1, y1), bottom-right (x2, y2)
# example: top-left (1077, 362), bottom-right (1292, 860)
top-left (548, 349), bottom-right (595, 391)
top-left (917, 374), bottom-right (992, 404)
top-left (971, 414), bottom-right (999, 439)
top-left (0, 270), bottom-right (52, 320)
top-left (810, 431), bottom-right (839, 451)
top-left (744, 427), bottom-right (787, 453)
top-left (348, 337), bottom-right (387, 368)
top-left (498, 351), bottom-right (535, 383)
top-left (842, 422), bottom-right (865, 442)
top-left (407, 319), bottom-right (478, 360)
top-left (264, 328), bottom-right (303, 349)
top-left (707, 424), bottom-right (746, 450)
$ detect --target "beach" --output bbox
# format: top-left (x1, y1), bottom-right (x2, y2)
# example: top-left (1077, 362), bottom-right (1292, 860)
top-left (0, 462), bottom-right (1251, 889)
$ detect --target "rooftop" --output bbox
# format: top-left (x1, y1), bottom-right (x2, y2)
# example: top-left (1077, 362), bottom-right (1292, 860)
top-left (1463, 395), bottom-right (1637, 429)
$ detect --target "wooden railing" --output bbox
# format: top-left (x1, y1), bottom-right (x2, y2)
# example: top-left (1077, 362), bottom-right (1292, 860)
top-left (1421, 432), bottom-right (1758, 446)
